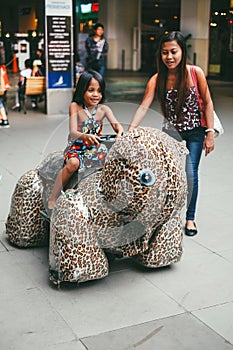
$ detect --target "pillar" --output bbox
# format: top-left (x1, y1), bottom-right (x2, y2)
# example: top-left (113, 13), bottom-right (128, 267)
top-left (180, 0), bottom-right (211, 75)
top-left (98, 0), bottom-right (141, 70)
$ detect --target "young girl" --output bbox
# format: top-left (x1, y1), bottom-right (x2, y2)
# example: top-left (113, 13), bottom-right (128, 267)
top-left (128, 31), bottom-right (215, 237)
top-left (48, 69), bottom-right (124, 210)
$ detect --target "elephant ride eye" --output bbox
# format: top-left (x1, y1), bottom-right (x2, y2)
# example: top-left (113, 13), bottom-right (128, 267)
top-left (139, 169), bottom-right (155, 186)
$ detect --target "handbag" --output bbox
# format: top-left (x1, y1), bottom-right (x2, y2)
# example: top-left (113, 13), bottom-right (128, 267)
top-left (213, 111), bottom-right (224, 136)
top-left (190, 66), bottom-right (224, 137)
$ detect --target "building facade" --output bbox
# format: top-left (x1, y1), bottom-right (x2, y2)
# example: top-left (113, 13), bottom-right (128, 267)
top-left (0, 0), bottom-right (232, 114)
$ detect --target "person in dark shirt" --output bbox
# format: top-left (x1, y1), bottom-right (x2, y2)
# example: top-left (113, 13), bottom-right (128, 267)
top-left (85, 23), bottom-right (109, 77)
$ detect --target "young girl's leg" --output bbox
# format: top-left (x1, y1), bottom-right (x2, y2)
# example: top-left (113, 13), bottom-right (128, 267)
top-left (48, 157), bottom-right (80, 210)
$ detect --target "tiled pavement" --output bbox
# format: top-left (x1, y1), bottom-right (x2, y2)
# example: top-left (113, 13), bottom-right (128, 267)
top-left (0, 71), bottom-right (233, 350)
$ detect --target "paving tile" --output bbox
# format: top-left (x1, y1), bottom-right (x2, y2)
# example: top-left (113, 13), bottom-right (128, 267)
top-left (0, 233), bottom-right (50, 287)
top-left (0, 240), bottom-right (7, 252)
top-left (193, 302), bottom-right (233, 345)
top-left (0, 287), bottom-right (78, 350)
top-left (142, 251), bottom-right (233, 311)
top-left (0, 249), bottom-right (37, 294)
top-left (45, 340), bottom-right (87, 350)
top-left (190, 214), bottom-right (233, 253)
top-left (81, 312), bottom-right (233, 350)
top-left (220, 248), bottom-right (233, 264)
top-left (198, 190), bottom-right (233, 218)
top-left (42, 269), bottom-right (185, 338)
top-left (182, 235), bottom-right (211, 256)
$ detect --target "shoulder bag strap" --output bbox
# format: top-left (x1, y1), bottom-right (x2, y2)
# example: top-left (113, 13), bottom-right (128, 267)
top-left (190, 65), bottom-right (198, 93)
top-left (190, 66), bottom-right (206, 126)
top-left (190, 65), bottom-right (203, 105)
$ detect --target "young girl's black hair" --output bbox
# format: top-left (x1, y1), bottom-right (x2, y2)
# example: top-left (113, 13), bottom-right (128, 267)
top-left (72, 69), bottom-right (106, 105)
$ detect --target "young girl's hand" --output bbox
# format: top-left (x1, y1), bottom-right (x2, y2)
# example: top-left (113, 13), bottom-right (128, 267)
top-left (82, 134), bottom-right (100, 146)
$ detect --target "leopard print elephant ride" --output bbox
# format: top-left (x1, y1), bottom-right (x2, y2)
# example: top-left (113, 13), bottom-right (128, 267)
top-left (49, 126), bottom-right (188, 284)
top-left (6, 126), bottom-right (188, 285)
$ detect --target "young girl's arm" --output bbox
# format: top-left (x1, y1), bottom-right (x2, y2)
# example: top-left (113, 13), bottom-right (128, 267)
top-left (128, 73), bottom-right (157, 131)
top-left (69, 102), bottom-right (82, 140)
top-left (103, 105), bottom-right (124, 139)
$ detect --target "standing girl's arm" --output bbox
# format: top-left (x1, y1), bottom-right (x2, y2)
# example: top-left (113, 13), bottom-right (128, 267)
top-left (128, 74), bottom-right (157, 131)
top-left (103, 105), bottom-right (124, 139)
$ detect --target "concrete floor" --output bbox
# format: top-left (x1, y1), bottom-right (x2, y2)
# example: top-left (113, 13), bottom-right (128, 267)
top-left (0, 72), bottom-right (233, 349)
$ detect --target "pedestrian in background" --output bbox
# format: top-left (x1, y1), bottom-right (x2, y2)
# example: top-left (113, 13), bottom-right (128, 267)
top-left (31, 48), bottom-right (45, 108)
top-left (85, 23), bottom-right (109, 77)
top-left (12, 58), bottom-right (32, 110)
top-left (0, 56), bottom-right (10, 128)
top-left (32, 49), bottom-right (45, 77)
top-left (128, 31), bottom-right (215, 237)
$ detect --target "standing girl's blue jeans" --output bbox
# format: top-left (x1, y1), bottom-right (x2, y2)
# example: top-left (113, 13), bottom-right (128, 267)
top-left (163, 126), bottom-right (205, 221)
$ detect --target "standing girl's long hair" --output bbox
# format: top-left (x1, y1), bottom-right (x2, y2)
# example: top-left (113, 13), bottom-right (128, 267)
top-left (156, 31), bottom-right (188, 121)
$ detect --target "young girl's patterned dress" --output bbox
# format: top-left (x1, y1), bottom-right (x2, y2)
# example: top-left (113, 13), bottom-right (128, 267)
top-left (64, 106), bottom-right (108, 169)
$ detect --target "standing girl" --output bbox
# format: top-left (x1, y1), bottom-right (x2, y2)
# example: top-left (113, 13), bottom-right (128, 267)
top-left (128, 31), bottom-right (215, 236)
top-left (48, 69), bottom-right (124, 210)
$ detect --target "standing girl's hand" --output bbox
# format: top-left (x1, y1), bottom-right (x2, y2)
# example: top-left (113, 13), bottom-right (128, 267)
top-left (203, 132), bottom-right (215, 156)
top-left (115, 131), bottom-right (123, 140)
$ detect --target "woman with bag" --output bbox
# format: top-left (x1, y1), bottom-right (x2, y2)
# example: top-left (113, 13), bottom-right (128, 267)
top-left (85, 23), bottom-right (109, 77)
top-left (128, 31), bottom-right (215, 236)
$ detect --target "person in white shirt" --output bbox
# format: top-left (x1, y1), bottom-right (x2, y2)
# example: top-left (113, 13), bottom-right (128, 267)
top-left (12, 58), bottom-right (32, 110)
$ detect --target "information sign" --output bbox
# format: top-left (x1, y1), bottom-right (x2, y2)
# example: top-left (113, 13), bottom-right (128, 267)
top-left (45, 0), bottom-right (73, 89)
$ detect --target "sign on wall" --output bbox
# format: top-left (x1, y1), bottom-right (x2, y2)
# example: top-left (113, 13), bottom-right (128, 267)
top-left (45, 0), bottom-right (73, 89)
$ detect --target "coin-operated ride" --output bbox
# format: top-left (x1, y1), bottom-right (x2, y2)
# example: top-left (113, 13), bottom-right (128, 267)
top-left (6, 127), bottom-right (188, 286)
